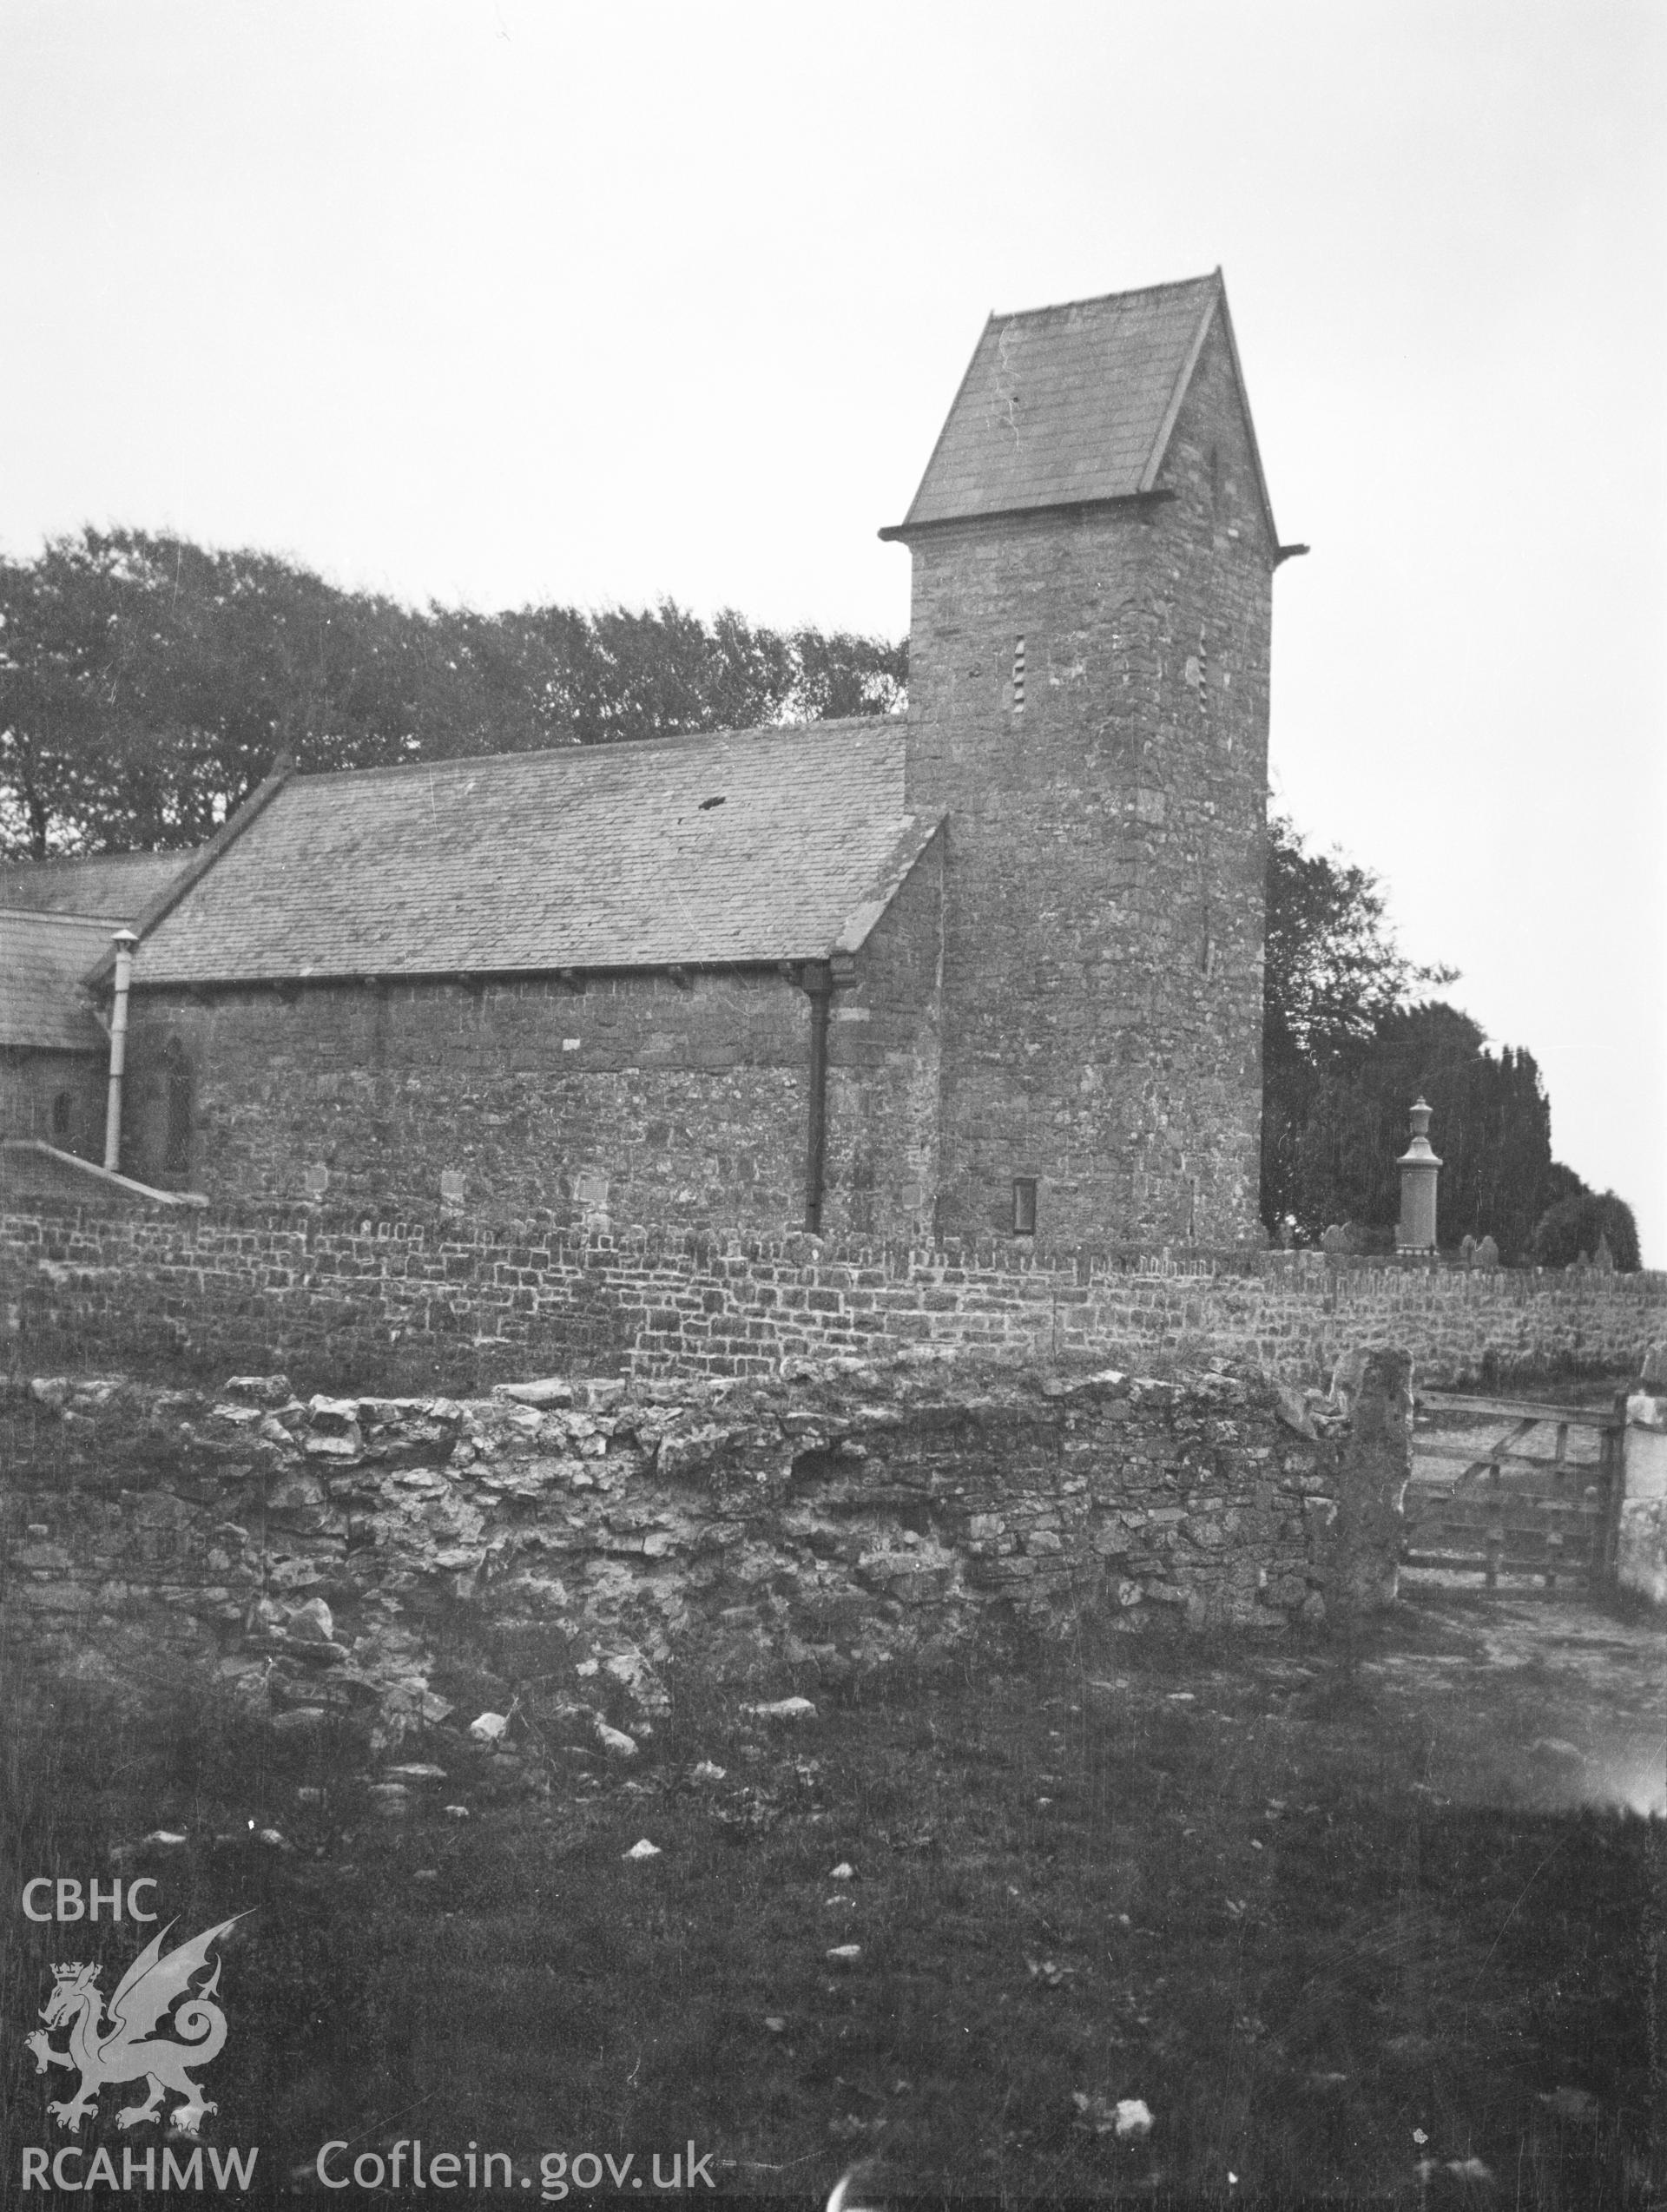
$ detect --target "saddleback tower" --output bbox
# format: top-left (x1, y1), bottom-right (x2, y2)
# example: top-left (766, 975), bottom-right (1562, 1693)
top-left (886, 270), bottom-right (1301, 1247)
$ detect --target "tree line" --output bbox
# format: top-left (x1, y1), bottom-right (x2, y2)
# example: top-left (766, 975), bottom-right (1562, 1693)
top-left (0, 526), bottom-right (1637, 1264)
top-left (0, 527), bottom-right (906, 856)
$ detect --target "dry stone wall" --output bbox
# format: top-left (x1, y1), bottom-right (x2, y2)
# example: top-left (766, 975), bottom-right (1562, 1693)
top-left (2, 1358), bottom-right (1356, 1758)
top-left (3, 1204), bottom-right (1664, 1398)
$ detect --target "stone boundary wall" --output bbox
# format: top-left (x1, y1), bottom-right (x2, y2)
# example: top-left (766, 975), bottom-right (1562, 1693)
top-left (2, 1361), bottom-right (1358, 1756)
top-left (3, 1202), bottom-right (1664, 1395)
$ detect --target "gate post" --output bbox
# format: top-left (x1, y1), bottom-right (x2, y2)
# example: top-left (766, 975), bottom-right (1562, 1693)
top-left (1615, 1383), bottom-right (1667, 1607)
top-left (1321, 1348), bottom-right (1414, 1616)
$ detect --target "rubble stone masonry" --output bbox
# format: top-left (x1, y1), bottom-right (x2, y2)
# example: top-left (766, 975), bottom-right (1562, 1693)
top-left (112, 831), bottom-right (944, 1245)
top-left (3, 1205), bottom-right (1663, 1396)
top-left (902, 319), bottom-right (1272, 1248)
top-left (0, 1360), bottom-right (1361, 1746)
top-left (124, 971), bottom-right (812, 1229)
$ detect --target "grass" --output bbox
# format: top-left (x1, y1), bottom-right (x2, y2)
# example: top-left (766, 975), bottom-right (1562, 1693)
top-left (4, 1596), bottom-right (1664, 2207)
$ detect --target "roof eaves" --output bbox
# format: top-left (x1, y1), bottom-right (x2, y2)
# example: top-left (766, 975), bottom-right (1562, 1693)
top-left (131, 951), bottom-right (864, 991)
top-left (879, 491), bottom-right (1172, 544)
top-left (1137, 271), bottom-right (1222, 495)
top-left (82, 754), bottom-right (297, 991)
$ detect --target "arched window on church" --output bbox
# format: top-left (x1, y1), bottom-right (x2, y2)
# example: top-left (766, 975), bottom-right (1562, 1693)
top-left (163, 1046), bottom-right (193, 1175)
top-left (51, 1090), bottom-right (73, 1143)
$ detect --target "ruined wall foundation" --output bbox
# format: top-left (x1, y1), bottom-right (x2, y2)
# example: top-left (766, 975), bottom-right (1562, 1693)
top-left (3, 1354), bottom-right (1396, 1761)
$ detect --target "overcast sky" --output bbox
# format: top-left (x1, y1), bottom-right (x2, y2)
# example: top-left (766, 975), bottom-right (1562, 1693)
top-left (4, 0), bottom-right (1663, 1261)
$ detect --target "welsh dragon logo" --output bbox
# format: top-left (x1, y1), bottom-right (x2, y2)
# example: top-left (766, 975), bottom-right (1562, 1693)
top-left (27, 1915), bottom-right (247, 2137)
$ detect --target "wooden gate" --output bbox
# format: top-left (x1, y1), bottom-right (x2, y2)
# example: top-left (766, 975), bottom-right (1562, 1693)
top-left (1403, 1389), bottom-right (1626, 1590)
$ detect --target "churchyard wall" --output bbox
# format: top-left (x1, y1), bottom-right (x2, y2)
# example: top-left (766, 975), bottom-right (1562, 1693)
top-left (4, 1202), bottom-right (1663, 1397)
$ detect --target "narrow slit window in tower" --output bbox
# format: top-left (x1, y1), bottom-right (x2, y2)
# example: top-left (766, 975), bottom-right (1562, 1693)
top-left (1012, 1176), bottom-right (1038, 1235)
top-left (1011, 635), bottom-right (1025, 714)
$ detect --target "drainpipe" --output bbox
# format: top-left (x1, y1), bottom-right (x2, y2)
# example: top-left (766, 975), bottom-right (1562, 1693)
top-left (102, 929), bottom-right (139, 1173)
top-left (801, 960), bottom-right (834, 1232)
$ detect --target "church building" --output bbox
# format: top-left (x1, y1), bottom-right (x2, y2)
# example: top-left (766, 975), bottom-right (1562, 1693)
top-left (89, 270), bottom-right (1301, 1248)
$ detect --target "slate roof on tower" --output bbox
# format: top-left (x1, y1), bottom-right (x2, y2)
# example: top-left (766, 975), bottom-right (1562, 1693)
top-left (889, 270), bottom-right (1275, 537)
top-left (118, 718), bottom-right (937, 987)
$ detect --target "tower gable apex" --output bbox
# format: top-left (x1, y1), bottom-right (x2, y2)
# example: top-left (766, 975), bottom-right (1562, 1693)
top-left (1150, 293), bottom-right (1280, 555)
top-left (886, 269), bottom-right (1278, 547)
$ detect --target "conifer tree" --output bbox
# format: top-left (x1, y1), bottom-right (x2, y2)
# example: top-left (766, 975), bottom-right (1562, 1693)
top-left (1260, 819), bottom-right (1616, 1261)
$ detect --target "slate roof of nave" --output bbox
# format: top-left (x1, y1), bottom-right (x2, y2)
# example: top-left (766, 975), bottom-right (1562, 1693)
top-left (126, 718), bottom-right (939, 985)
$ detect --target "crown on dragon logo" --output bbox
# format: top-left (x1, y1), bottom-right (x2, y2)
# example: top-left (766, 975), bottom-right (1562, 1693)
top-left (51, 1963), bottom-right (98, 1985)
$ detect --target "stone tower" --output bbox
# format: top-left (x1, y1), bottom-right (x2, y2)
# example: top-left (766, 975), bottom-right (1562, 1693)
top-left (886, 271), bottom-right (1300, 1247)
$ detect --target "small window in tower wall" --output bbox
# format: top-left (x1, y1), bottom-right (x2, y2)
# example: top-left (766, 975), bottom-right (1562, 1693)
top-left (1012, 636), bottom-right (1025, 713)
top-left (51, 1090), bottom-right (73, 1141)
top-left (1012, 1177), bottom-right (1038, 1235)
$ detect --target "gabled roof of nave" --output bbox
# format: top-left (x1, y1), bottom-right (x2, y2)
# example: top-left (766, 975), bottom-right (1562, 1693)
top-left (893, 270), bottom-right (1276, 541)
top-left (124, 718), bottom-right (938, 987)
